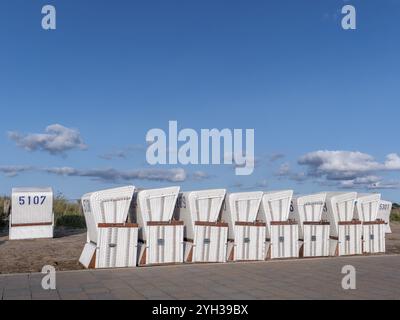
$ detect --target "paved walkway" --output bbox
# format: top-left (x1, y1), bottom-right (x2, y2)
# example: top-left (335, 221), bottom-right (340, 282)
top-left (0, 255), bottom-right (399, 300)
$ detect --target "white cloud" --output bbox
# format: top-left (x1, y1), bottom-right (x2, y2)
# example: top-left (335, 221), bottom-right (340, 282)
top-left (99, 145), bottom-right (145, 160)
top-left (298, 150), bottom-right (383, 180)
top-left (296, 150), bottom-right (400, 190)
top-left (353, 175), bottom-right (381, 185)
top-left (0, 163), bottom-right (210, 184)
top-left (276, 162), bottom-right (291, 176)
top-left (290, 172), bottom-right (308, 182)
top-left (299, 150), bottom-right (400, 178)
top-left (0, 166), bottom-right (33, 177)
top-left (8, 124), bottom-right (87, 156)
top-left (275, 162), bottom-right (307, 183)
top-left (384, 153), bottom-right (400, 170)
top-left (191, 171), bottom-right (213, 180)
top-left (368, 181), bottom-right (400, 190)
top-left (268, 153), bottom-right (285, 162)
top-left (338, 175), bottom-right (381, 189)
top-left (45, 167), bottom-right (77, 175)
top-left (99, 151), bottom-right (128, 160)
top-left (224, 152), bottom-right (258, 169)
top-left (45, 167), bottom-right (187, 183)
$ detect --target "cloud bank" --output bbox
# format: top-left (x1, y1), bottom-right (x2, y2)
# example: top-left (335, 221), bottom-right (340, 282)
top-left (8, 124), bottom-right (87, 156)
top-left (0, 166), bottom-right (33, 178)
top-left (278, 150), bottom-right (400, 190)
top-left (45, 167), bottom-right (187, 183)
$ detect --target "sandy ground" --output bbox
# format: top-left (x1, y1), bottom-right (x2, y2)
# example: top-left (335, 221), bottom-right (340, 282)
top-left (0, 223), bottom-right (399, 275)
top-left (386, 222), bottom-right (400, 254)
top-left (0, 228), bottom-right (86, 274)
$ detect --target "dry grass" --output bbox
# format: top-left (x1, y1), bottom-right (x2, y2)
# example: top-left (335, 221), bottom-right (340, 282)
top-left (0, 196), bottom-right (10, 228)
top-left (391, 203), bottom-right (400, 222)
top-left (53, 194), bottom-right (86, 228)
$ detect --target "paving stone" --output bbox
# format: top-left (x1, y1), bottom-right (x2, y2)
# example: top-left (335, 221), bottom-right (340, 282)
top-left (110, 288), bottom-right (146, 300)
top-left (88, 292), bottom-right (117, 300)
top-left (3, 288), bottom-right (31, 298)
top-left (58, 292), bottom-right (90, 300)
top-left (84, 287), bottom-right (111, 294)
top-left (1, 255), bottom-right (400, 300)
top-left (101, 279), bottom-right (133, 290)
top-left (57, 287), bottom-right (84, 293)
top-left (3, 295), bottom-right (32, 300)
top-left (224, 293), bottom-right (258, 300)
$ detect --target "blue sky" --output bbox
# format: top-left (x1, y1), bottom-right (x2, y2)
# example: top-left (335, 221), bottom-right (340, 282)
top-left (0, 0), bottom-right (399, 201)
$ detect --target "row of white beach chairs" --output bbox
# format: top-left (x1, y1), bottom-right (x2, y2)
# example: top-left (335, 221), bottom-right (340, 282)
top-left (5, 186), bottom-right (392, 268)
top-left (74, 186), bottom-right (392, 269)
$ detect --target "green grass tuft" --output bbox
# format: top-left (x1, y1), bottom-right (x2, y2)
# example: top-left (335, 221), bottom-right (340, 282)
top-left (391, 207), bottom-right (400, 222)
top-left (53, 193), bottom-right (86, 229)
top-left (55, 214), bottom-right (86, 229)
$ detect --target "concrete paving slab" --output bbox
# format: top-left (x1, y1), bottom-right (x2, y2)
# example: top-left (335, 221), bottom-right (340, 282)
top-left (0, 255), bottom-right (399, 300)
